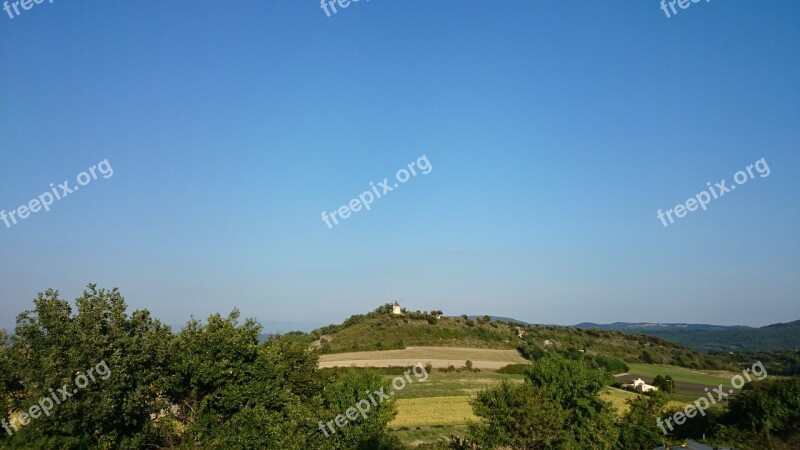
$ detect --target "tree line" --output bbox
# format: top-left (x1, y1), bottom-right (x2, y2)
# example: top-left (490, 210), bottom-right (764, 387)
top-left (1, 287), bottom-right (797, 449)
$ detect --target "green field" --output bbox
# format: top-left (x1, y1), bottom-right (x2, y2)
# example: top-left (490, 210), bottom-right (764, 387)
top-left (626, 363), bottom-right (735, 386)
top-left (391, 425), bottom-right (468, 448)
top-left (624, 363), bottom-right (742, 405)
top-left (388, 371), bottom-right (525, 399)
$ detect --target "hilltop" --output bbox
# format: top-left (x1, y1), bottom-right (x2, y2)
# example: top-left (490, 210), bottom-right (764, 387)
top-left (576, 320), bottom-right (800, 351)
top-left (309, 304), bottom-right (733, 370)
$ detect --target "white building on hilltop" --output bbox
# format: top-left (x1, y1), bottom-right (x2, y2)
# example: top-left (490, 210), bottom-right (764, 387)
top-left (392, 301), bottom-right (402, 315)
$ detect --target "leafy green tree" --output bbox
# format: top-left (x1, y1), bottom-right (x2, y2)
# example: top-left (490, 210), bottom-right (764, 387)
top-left (469, 382), bottom-right (566, 449)
top-left (167, 310), bottom-right (322, 449)
top-left (163, 310), bottom-right (402, 449)
top-left (616, 394), bottom-right (668, 450)
top-left (470, 353), bottom-right (618, 449)
top-left (523, 354), bottom-right (618, 448)
top-left (0, 286), bottom-right (173, 449)
top-left (321, 369), bottom-right (399, 449)
top-left (652, 375), bottom-right (674, 393)
top-left (0, 329), bottom-right (20, 424)
top-left (724, 377), bottom-right (800, 445)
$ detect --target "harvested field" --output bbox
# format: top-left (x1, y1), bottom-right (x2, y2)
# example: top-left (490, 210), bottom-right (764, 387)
top-left (319, 346), bottom-right (527, 369)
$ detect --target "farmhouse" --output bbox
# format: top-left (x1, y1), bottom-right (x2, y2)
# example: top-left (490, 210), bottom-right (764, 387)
top-left (623, 378), bottom-right (659, 392)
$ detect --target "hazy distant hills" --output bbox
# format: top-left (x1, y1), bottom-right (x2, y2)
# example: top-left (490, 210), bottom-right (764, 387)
top-left (574, 320), bottom-right (800, 351)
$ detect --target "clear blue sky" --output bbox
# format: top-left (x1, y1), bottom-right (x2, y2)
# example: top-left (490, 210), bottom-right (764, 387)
top-left (1, 1), bottom-right (798, 331)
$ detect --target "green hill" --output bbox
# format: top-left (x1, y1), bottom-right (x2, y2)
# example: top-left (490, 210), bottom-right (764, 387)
top-left (309, 305), bottom-right (734, 370)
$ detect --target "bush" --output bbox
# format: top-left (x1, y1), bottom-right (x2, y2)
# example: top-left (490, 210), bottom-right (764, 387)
top-left (517, 343), bottom-right (547, 361)
top-left (591, 355), bottom-right (629, 374)
top-left (439, 365), bottom-right (457, 373)
top-left (497, 363), bottom-right (530, 374)
top-left (652, 374), bottom-right (674, 393)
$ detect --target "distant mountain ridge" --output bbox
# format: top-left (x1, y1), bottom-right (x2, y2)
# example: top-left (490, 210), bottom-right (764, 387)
top-left (574, 320), bottom-right (800, 351)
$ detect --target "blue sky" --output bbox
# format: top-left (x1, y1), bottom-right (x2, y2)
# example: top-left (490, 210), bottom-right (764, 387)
top-left (1, 1), bottom-right (798, 331)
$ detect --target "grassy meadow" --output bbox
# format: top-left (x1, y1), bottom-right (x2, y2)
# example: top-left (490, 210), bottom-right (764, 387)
top-left (625, 363), bottom-right (736, 386)
top-left (390, 371), bottom-right (526, 399)
top-left (391, 425), bottom-right (468, 448)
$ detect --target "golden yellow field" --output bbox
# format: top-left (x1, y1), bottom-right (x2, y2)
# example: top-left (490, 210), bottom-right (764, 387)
top-left (391, 395), bottom-right (477, 428)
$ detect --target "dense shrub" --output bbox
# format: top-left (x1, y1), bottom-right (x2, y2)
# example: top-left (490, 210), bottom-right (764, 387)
top-left (497, 363), bottom-right (530, 374)
top-left (589, 355), bottom-right (629, 374)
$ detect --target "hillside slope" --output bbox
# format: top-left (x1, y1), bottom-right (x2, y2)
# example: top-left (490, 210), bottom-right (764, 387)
top-left (310, 305), bottom-right (733, 370)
